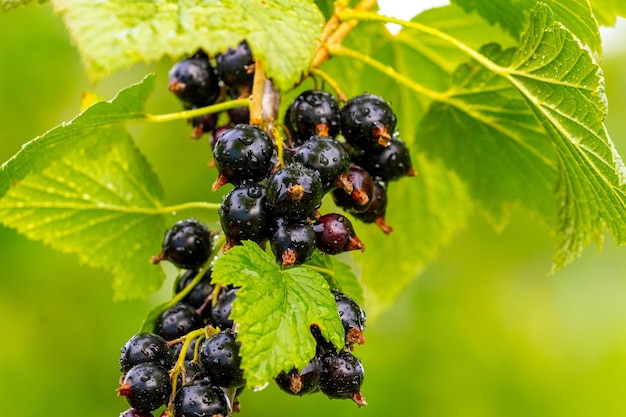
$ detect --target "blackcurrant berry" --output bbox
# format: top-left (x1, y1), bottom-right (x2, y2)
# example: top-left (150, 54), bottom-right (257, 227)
top-left (319, 350), bottom-right (367, 407)
top-left (173, 381), bottom-right (231, 417)
top-left (275, 355), bottom-right (322, 396)
top-left (151, 219), bottom-right (212, 270)
top-left (270, 218), bottom-right (317, 267)
top-left (333, 290), bottom-right (366, 345)
top-left (119, 408), bottom-right (154, 417)
top-left (288, 137), bottom-right (352, 193)
top-left (331, 164), bottom-right (374, 213)
top-left (188, 110), bottom-right (218, 140)
top-left (119, 333), bottom-right (174, 373)
top-left (154, 304), bottom-right (204, 341)
top-left (216, 40), bottom-right (255, 96)
top-left (353, 180), bottom-right (392, 234)
top-left (313, 213), bottom-right (365, 255)
top-left (212, 124), bottom-right (275, 191)
top-left (352, 137), bottom-right (416, 181)
top-left (285, 90), bottom-right (341, 145)
top-left (117, 363), bottom-right (172, 412)
top-left (175, 269), bottom-right (214, 319)
top-left (199, 329), bottom-right (245, 389)
top-left (219, 183), bottom-right (270, 250)
top-left (340, 93), bottom-right (397, 149)
top-left (211, 287), bottom-right (238, 330)
top-left (266, 164), bottom-right (323, 220)
top-left (227, 105), bottom-right (250, 125)
top-left (168, 57), bottom-right (220, 107)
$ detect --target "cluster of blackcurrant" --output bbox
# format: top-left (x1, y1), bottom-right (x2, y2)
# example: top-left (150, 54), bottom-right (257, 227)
top-left (117, 218), bottom-right (367, 416)
top-left (168, 40), bottom-right (254, 139)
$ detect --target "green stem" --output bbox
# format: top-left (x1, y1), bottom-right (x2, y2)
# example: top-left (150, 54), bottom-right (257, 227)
top-left (160, 201), bottom-right (221, 214)
top-left (145, 98), bottom-right (250, 123)
top-left (337, 9), bottom-right (507, 75)
top-left (327, 44), bottom-right (446, 102)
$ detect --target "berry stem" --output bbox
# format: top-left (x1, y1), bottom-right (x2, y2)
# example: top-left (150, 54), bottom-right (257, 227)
top-left (326, 44), bottom-right (445, 102)
top-left (249, 60), bottom-right (266, 126)
top-left (309, 68), bottom-right (348, 102)
top-left (145, 98), bottom-right (250, 123)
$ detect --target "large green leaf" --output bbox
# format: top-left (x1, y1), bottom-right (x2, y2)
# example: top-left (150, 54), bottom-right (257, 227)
top-left (1, 0), bottom-right (46, 11)
top-left (590, 0), bottom-right (626, 26)
top-left (51, 0), bottom-right (324, 90)
top-left (0, 130), bottom-right (168, 300)
top-left (451, 0), bottom-right (602, 54)
top-left (211, 242), bottom-right (344, 388)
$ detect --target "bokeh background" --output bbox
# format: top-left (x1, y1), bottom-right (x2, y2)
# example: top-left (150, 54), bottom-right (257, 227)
top-left (1, 3), bottom-right (626, 417)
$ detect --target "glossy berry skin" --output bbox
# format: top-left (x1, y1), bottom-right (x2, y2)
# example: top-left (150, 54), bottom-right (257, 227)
top-left (270, 218), bottom-right (317, 266)
top-left (168, 57), bottom-right (220, 106)
top-left (211, 287), bottom-right (238, 330)
top-left (175, 268), bottom-right (214, 318)
top-left (266, 165), bottom-right (323, 220)
top-left (275, 355), bottom-right (322, 396)
top-left (173, 381), bottom-right (231, 417)
top-left (354, 180), bottom-right (392, 234)
top-left (331, 164), bottom-right (374, 213)
top-left (340, 93), bottom-right (397, 150)
top-left (154, 304), bottom-right (204, 341)
top-left (285, 90), bottom-right (341, 145)
top-left (216, 40), bottom-right (255, 95)
top-left (353, 137), bottom-right (415, 181)
top-left (333, 290), bottom-right (367, 345)
top-left (117, 363), bottom-right (172, 412)
top-left (289, 137), bottom-right (352, 192)
top-left (199, 329), bottom-right (245, 389)
top-left (313, 213), bottom-right (364, 255)
top-left (319, 350), bottom-right (366, 406)
top-left (119, 333), bottom-right (174, 373)
top-left (119, 408), bottom-right (154, 417)
top-left (157, 219), bottom-right (212, 270)
top-left (219, 183), bottom-right (270, 249)
top-left (212, 124), bottom-right (275, 190)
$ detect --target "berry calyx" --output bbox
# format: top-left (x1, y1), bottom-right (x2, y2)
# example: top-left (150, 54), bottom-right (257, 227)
top-left (331, 164), bottom-right (374, 213)
top-left (285, 90), bottom-right (341, 145)
top-left (266, 165), bottom-right (323, 220)
top-left (117, 363), bottom-right (172, 412)
top-left (313, 213), bottom-right (365, 255)
top-left (333, 290), bottom-right (367, 345)
top-left (168, 57), bottom-right (220, 107)
top-left (275, 355), bottom-right (322, 396)
top-left (269, 218), bottom-right (317, 266)
top-left (151, 219), bottom-right (213, 270)
top-left (340, 93), bottom-right (397, 149)
top-left (353, 180), bottom-right (392, 234)
top-left (212, 124), bottom-right (275, 191)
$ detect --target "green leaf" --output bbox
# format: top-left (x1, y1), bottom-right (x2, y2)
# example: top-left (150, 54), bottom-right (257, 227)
top-left (0, 74), bottom-right (155, 199)
top-left (307, 251), bottom-right (364, 307)
top-left (590, 0), bottom-right (626, 26)
top-left (0, 131), bottom-right (168, 300)
top-left (451, 0), bottom-right (602, 54)
top-left (51, 0), bottom-right (324, 90)
top-left (1, 0), bottom-right (46, 12)
top-left (211, 242), bottom-right (344, 389)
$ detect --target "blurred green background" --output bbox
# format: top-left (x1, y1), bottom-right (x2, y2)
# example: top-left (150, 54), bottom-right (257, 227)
top-left (2, 4), bottom-right (626, 417)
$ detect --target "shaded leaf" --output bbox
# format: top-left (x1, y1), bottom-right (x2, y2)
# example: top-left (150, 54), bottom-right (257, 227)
top-left (211, 242), bottom-right (344, 388)
top-left (307, 251), bottom-right (364, 306)
top-left (51, 0), bottom-right (324, 90)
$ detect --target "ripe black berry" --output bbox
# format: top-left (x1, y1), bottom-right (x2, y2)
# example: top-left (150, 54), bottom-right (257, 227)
top-left (340, 93), bottom-right (397, 149)
top-left (352, 137), bottom-right (416, 181)
top-left (270, 218), bottom-right (317, 267)
top-left (211, 287), bottom-right (238, 330)
top-left (152, 219), bottom-right (213, 270)
top-left (275, 355), bottom-right (322, 396)
top-left (319, 350), bottom-right (366, 407)
top-left (212, 124), bottom-right (275, 191)
top-left (331, 164), bottom-right (374, 213)
top-left (119, 333), bottom-right (174, 373)
top-left (173, 381), bottom-right (231, 417)
top-left (188, 109), bottom-right (219, 140)
top-left (313, 213), bottom-right (365, 255)
top-left (117, 363), bottom-right (172, 412)
top-left (227, 105), bottom-right (250, 125)
top-left (175, 269), bottom-right (215, 318)
top-left (285, 90), bottom-right (341, 145)
top-left (119, 408), bottom-right (154, 417)
top-left (288, 137), bottom-right (352, 193)
top-left (219, 183), bottom-right (270, 250)
top-left (266, 164), bottom-right (323, 220)
top-left (199, 329), bottom-right (245, 389)
top-left (333, 290), bottom-right (366, 345)
top-left (216, 40), bottom-right (255, 96)
top-left (154, 304), bottom-right (204, 341)
top-left (353, 180), bottom-right (392, 234)
top-left (168, 57), bottom-right (220, 106)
